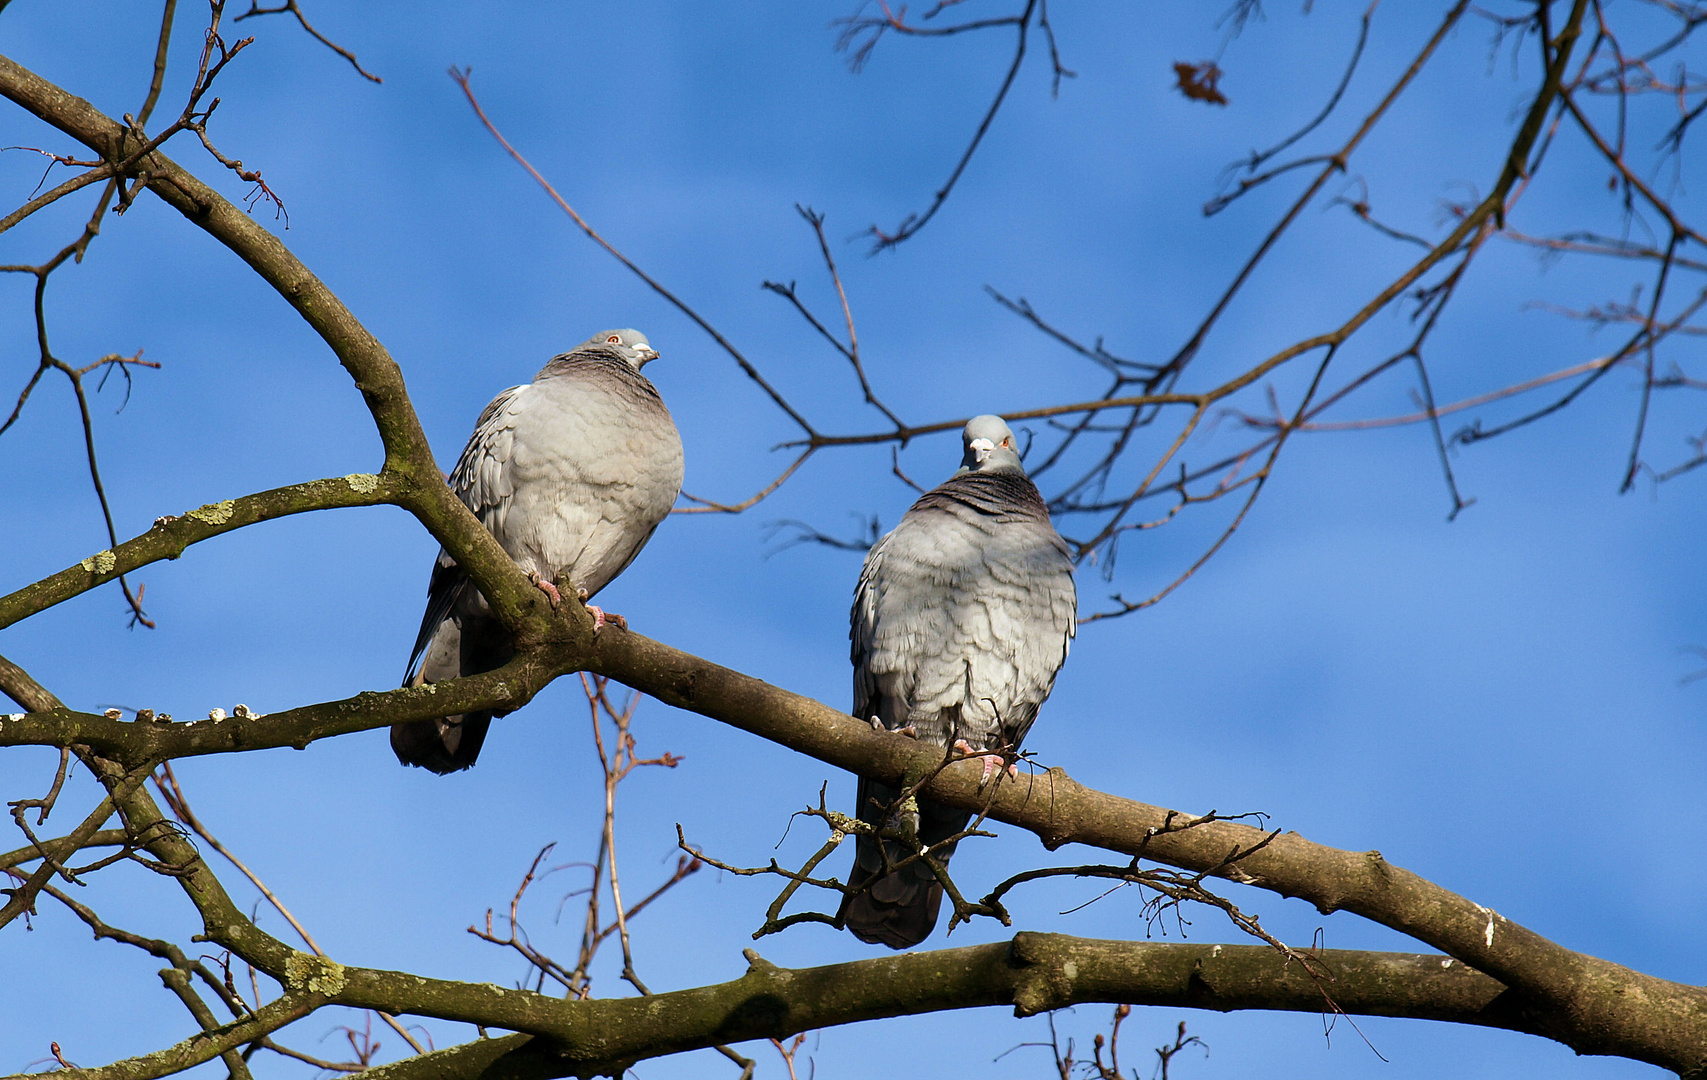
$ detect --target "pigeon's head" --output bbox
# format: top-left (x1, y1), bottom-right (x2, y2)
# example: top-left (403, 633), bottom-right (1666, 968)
top-left (959, 414), bottom-right (1025, 475)
top-left (581, 329), bottom-right (659, 369)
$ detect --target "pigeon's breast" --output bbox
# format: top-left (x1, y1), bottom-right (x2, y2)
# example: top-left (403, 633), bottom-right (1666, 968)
top-left (500, 364), bottom-right (683, 590)
top-left (854, 468), bottom-right (1075, 744)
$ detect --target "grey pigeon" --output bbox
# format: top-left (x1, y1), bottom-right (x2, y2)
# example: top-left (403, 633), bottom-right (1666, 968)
top-left (839, 415), bottom-right (1076, 948)
top-left (392, 329), bottom-right (684, 773)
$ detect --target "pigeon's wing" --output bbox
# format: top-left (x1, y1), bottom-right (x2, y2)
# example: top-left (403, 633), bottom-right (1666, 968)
top-left (850, 531), bottom-right (904, 729)
top-left (402, 552), bottom-right (470, 685)
top-left (981, 486), bottom-right (1076, 750)
top-left (448, 383), bottom-right (529, 532)
top-left (400, 383), bottom-right (528, 684)
top-left (845, 527), bottom-right (962, 946)
top-left (843, 499), bottom-right (982, 949)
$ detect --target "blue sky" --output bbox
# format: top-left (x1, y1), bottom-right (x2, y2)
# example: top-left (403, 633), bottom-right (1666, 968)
top-left (3, 3), bottom-right (1705, 1078)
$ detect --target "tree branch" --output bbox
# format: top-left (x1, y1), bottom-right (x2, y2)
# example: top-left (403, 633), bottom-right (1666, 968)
top-left (42, 936), bottom-right (1525, 1080)
top-left (0, 474), bottom-right (400, 631)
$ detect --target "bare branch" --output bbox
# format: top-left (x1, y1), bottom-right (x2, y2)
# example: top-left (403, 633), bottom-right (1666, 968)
top-left (234, 1), bottom-right (382, 83)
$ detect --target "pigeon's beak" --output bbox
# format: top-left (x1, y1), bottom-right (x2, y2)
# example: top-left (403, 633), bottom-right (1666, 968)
top-left (637, 346), bottom-right (659, 366)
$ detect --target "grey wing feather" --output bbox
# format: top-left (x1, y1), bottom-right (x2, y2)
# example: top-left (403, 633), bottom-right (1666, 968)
top-left (448, 383), bottom-right (527, 528)
top-left (401, 383), bottom-right (527, 684)
top-left (850, 531), bottom-right (898, 727)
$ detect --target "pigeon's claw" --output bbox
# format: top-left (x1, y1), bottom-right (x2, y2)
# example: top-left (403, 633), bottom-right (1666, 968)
top-left (952, 739), bottom-right (1011, 786)
top-left (584, 605), bottom-right (628, 632)
top-left (529, 572), bottom-right (563, 608)
top-left (870, 718), bottom-right (921, 738)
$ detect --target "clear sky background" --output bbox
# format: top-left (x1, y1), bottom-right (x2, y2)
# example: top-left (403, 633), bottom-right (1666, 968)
top-left (3, 3), bottom-right (1705, 1078)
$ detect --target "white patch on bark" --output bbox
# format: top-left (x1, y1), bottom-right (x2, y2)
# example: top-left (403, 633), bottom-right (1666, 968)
top-left (1474, 904), bottom-right (1497, 947)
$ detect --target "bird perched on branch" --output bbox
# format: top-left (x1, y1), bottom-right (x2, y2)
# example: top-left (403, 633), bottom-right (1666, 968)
top-left (392, 329), bottom-right (683, 774)
top-left (840, 414), bottom-right (1076, 948)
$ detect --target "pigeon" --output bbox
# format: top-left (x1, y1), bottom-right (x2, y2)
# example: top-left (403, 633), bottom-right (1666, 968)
top-left (392, 329), bottom-right (684, 773)
top-left (839, 414), bottom-right (1076, 948)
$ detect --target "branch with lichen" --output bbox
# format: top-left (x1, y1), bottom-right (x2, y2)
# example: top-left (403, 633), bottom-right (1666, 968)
top-left (15, 934), bottom-right (1539, 1080)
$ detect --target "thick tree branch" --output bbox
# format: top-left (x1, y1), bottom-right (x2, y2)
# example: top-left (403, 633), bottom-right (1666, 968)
top-left (0, 651), bottom-right (61, 711)
top-left (0, 653), bottom-right (564, 764)
top-left (31, 936), bottom-right (1527, 1080)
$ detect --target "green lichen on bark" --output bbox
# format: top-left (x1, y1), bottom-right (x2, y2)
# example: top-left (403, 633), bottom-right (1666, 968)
top-left (186, 500), bottom-right (235, 525)
top-left (284, 951), bottom-right (346, 996)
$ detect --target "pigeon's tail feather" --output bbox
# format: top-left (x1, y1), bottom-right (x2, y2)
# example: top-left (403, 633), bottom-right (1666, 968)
top-left (390, 712), bottom-right (493, 774)
top-left (393, 609), bottom-right (508, 773)
top-left (840, 866), bottom-right (943, 949)
top-left (838, 776), bottom-right (971, 949)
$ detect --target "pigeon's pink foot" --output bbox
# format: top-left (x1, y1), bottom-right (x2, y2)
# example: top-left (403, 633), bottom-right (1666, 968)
top-left (953, 739), bottom-right (1017, 784)
top-left (584, 604), bottom-right (628, 632)
top-left (529, 572), bottom-right (563, 608)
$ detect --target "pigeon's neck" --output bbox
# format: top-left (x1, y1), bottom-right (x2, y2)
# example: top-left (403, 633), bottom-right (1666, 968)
top-left (537, 350), bottom-right (662, 403)
top-left (926, 469), bottom-right (1049, 520)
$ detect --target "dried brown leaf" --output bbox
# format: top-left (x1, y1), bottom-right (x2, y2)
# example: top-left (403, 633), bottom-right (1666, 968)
top-left (1174, 60), bottom-right (1229, 105)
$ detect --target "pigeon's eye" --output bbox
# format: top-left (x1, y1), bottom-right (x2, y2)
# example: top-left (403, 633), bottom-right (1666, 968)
top-left (607, 335), bottom-right (621, 344)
